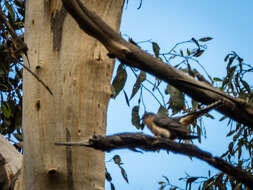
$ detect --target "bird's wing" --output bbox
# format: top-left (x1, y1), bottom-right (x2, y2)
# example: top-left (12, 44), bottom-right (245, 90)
top-left (153, 116), bottom-right (188, 133)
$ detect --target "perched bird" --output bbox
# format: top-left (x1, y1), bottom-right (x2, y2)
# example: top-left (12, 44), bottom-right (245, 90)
top-left (142, 100), bottom-right (223, 140)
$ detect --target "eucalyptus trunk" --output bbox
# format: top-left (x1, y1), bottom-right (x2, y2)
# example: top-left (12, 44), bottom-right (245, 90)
top-left (22, 0), bottom-right (124, 189)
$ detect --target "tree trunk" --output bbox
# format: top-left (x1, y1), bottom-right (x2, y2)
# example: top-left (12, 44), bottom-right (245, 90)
top-left (23, 0), bottom-right (124, 189)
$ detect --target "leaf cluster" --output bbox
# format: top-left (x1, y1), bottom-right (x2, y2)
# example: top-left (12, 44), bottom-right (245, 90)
top-left (0, 0), bottom-right (25, 143)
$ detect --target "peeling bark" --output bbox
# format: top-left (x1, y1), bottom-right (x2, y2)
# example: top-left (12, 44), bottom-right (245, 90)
top-left (0, 135), bottom-right (22, 190)
top-left (23, 0), bottom-right (124, 189)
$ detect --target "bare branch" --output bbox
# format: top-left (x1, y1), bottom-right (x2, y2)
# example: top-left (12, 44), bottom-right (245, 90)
top-left (61, 0), bottom-right (253, 128)
top-left (56, 133), bottom-right (253, 188)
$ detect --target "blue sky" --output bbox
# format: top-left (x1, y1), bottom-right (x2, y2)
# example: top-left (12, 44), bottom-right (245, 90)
top-left (105, 1), bottom-right (253, 189)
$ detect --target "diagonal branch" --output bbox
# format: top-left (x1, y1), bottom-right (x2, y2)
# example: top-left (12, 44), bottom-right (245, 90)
top-left (55, 133), bottom-right (253, 189)
top-left (61, 0), bottom-right (253, 128)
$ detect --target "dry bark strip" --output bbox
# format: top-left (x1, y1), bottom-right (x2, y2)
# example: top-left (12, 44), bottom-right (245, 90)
top-left (55, 133), bottom-right (253, 189)
top-left (0, 135), bottom-right (22, 190)
top-left (61, 0), bottom-right (253, 128)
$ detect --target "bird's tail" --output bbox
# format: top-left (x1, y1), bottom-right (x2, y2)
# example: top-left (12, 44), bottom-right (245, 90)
top-left (177, 135), bottom-right (198, 140)
top-left (179, 100), bottom-right (223, 127)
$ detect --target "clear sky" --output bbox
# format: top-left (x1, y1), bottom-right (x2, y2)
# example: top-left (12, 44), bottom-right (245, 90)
top-left (105, 1), bottom-right (253, 189)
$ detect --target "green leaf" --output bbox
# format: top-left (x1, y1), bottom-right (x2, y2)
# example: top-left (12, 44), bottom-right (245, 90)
top-left (157, 106), bottom-right (168, 117)
top-left (234, 183), bottom-right (242, 190)
top-left (238, 145), bottom-right (242, 159)
top-left (105, 170), bottom-right (112, 182)
top-left (152, 42), bottom-right (160, 58)
top-left (130, 71), bottom-right (146, 99)
top-left (227, 56), bottom-right (235, 69)
top-left (123, 90), bottom-right (130, 107)
top-left (110, 183), bottom-right (115, 190)
top-left (1, 103), bottom-right (12, 119)
top-left (237, 56), bottom-right (243, 63)
top-left (213, 77), bottom-right (222, 82)
top-left (162, 176), bottom-right (169, 183)
top-left (186, 48), bottom-right (191, 56)
top-left (14, 0), bottom-right (24, 8)
top-left (180, 50), bottom-right (184, 56)
top-left (5, 2), bottom-right (15, 21)
top-left (240, 79), bottom-right (251, 93)
top-left (228, 142), bottom-right (234, 155)
top-left (165, 84), bottom-right (170, 95)
top-left (13, 133), bottom-right (23, 141)
top-left (198, 37), bottom-right (213, 42)
top-left (186, 177), bottom-right (198, 184)
top-left (166, 85), bottom-right (185, 114)
top-left (239, 62), bottom-right (243, 73)
top-left (193, 49), bottom-right (204, 57)
top-left (234, 73), bottom-right (240, 89)
top-left (202, 178), bottom-right (214, 189)
top-left (120, 166), bottom-right (129, 183)
top-left (191, 99), bottom-right (198, 110)
top-left (197, 127), bottom-right (202, 143)
top-left (113, 155), bottom-right (122, 166)
top-left (227, 66), bottom-right (236, 80)
top-left (187, 63), bottom-right (194, 77)
top-left (186, 177), bottom-right (198, 190)
top-left (14, 109), bottom-right (22, 129)
top-left (221, 77), bottom-right (229, 89)
top-left (131, 106), bottom-right (143, 129)
top-left (159, 182), bottom-right (165, 190)
top-left (226, 129), bottom-right (236, 137)
top-left (224, 54), bottom-right (230, 62)
top-left (111, 64), bottom-right (127, 98)
top-left (158, 181), bottom-right (164, 185)
top-left (233, 128), bottom-right (242, 142)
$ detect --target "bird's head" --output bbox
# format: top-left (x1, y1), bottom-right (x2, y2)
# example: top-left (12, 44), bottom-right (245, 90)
top-left (142, 112), bottom-right (155, 125)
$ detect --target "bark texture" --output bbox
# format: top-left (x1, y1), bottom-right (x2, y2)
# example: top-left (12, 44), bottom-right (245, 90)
top-left (23, 0), bottom-right (124, 189)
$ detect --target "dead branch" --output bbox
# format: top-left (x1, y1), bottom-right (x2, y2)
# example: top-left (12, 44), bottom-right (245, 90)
top-left (56, 133), bottom-right (253, 188)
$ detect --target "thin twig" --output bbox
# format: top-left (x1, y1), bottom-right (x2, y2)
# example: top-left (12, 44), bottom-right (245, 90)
top-left (18, 62), bottom-right (53, 95)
